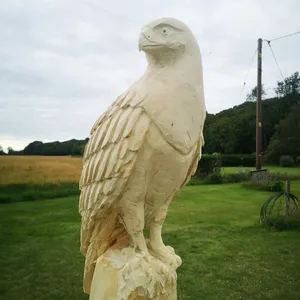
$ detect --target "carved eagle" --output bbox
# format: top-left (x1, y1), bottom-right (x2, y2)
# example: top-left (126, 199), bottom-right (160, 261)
top-left (79, 17), bottom-right (206, 294)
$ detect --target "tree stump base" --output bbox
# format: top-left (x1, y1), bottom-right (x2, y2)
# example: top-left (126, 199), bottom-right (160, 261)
top-left (89, 246), bottom-right (181, 300)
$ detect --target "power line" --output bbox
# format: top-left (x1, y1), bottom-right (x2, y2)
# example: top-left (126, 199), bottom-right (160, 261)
top-left (267, 30), bottom-right (300, 42)
top-left (238, 49), bottom-right (257, 101)
top-left (243, 49), bottom-right (258, 85)
top-left (266, 41), bottom-right (285, 81)
top-left (85, 1), bottom-right (140, 26)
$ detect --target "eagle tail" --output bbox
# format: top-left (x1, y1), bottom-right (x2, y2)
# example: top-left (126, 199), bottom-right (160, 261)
top-left (82, 216), bottom-right (130, 294)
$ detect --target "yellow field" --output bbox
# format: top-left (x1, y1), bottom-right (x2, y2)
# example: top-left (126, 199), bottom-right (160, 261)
top-left (0, 156), bottom-right (83, 185)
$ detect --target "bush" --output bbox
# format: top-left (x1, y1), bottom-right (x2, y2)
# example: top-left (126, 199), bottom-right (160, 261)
top-left (296, 156), bottom-right (300, 166)
top-left (268, 172), bottom-right (300, 181)
top-left (242, 180), bottom-right (284, 192)
top-left (199, 154), bottom-right (255, 168)
top-left (223, 171), bottom-right (250, 183)
top-left (195, 155), bottom-right (216, 177)
top-left (279, 155), bottom-right (294, 167)
top-left (204, 173), bottom-right (223, 184)
top-left (221, 154), bottom-right (255, 167)
top-left (187, 177), bottom-right (204, 186)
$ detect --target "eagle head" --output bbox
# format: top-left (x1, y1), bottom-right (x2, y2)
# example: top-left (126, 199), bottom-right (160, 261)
top-left (138, 17), bottom-right (199, 64)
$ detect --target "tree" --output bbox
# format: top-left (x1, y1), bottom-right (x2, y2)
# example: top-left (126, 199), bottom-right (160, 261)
top-left (246, 85), bottom-right (266, 102)
top-left (0, 145), bottom-right (6, 155)
top-left (274, 72), bottom-right (300, 98)
top-left (265, 103), bottom-right (300, 162)
top-left (7, 147), bottom-right (14, 155)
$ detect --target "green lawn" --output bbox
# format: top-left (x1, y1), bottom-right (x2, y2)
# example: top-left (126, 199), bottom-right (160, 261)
top-left (1, 183), bottom-right (300, 300)
top-left (224, 166), bottom-right (300, 175)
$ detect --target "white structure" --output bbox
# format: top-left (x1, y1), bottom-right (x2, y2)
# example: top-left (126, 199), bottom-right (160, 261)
top-left (79, 17), bottom-right (206, 299)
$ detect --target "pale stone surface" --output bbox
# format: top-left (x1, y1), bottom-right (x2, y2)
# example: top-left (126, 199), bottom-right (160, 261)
top-left (79, 17), bottom-right (206, 299)
top-left (89, 245), bottom-right (181, 300)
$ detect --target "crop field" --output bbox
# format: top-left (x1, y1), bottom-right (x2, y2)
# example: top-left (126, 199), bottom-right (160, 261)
top-left (0, 155), bottom-right (83, 185)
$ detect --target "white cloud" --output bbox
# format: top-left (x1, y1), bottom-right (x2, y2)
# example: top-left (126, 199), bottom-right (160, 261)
top-left (0, 0), bottom-right (299, 150)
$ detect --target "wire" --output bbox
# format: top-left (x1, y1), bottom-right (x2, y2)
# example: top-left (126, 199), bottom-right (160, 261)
top-left (243, 49), bottom-right (258, 84)
top-left (85, 1), bottom-right (140, 26)
top-left (268, 30), bottom-right (300, 42)
top-left (266, 41), bottom-right (285, 81)
top-left (239, 49), bottom-right (257, 101)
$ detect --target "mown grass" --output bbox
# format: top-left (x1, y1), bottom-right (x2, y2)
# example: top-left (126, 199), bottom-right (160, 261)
top-left (0, 183), bottom-right (79, 204)
top-left (1, 182), bottom-right (300, 300)
top-left (224, 166), bottom-right (300, 175)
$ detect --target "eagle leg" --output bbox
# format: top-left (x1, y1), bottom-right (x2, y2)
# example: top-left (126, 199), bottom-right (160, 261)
top-left (148, 201), bottom-right (178, 266)
top-left (119, 199), bottom-right (149, 256)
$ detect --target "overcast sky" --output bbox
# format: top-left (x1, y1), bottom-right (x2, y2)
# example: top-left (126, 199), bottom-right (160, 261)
top-left (0, 0), bottom-right (299, 151)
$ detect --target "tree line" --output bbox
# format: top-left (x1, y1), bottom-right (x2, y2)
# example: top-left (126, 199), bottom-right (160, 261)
top-left (2, 72), bottom-right (299, 163)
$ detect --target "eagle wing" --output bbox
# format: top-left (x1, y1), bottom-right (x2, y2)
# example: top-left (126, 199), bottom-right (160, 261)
top-left (79, 86), bottom-right (150, 255)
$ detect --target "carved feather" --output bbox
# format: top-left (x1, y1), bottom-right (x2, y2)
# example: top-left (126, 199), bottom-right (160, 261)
top-left (79, 93), bottom-right (151, 254)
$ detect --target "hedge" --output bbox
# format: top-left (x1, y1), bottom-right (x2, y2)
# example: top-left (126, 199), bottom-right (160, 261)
top-left (194, 154), bottom-right (256, 177)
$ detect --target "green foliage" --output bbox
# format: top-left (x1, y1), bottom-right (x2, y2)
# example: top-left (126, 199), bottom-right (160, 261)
top-left (0, 145), bottom-right (6, 155)
top-left (267, 171), bottom-right (300, 182)
top-left (246, 85), bottom-right (266, 102)
top-left (203, 72), bottom-right (300, 156)
top-left (194, 155), bottom-right (216, 177)
top-left (243, 180), bottom-right (284, 192)
top-left (223, 171), bottom-right (250, 183)
top-left (266, 102), bottom-right (300, 163)
top-left (296, 157), bottom-right (300, 166)
top-left (203, 106), bottom-right (257, 154)
top-left (199, 154), bottom-right (255, 168)
top-left (187, 177), bottom-right (204, 186)
top-left (279, 155), bottom-right (295, 167)
top-left (9, 138), bottom-right (89, 156)
top-left (0, 183), bottom-right (79, 204)
top-left (203, 171), bottom-right (251, 185)
top-left (204, 173), bottom-right (224, 184)
top-left (275, 71), bottom-right (300, 98)
top-left (221, 154), bottom-right (255, 167)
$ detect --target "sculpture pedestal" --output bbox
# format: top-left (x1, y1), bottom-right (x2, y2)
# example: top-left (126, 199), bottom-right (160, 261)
top-left (89, 246), bottom-right (181, 300)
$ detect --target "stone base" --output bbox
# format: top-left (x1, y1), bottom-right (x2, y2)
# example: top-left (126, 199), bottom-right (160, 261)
top-left (250, 168), bottom-right (268, 183)
top-left (89, 246), bottom-right (182, 300)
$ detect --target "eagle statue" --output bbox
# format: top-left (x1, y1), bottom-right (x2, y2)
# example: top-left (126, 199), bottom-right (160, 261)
top-left (79, 17), bottom-right (206, 294)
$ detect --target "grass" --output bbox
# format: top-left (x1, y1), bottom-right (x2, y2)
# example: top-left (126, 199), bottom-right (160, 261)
top-left (0, 183), bottom-right (79, 204)
top-left (224, 166), bottom-right (300, 175)
top-left (1, 182), bottom-right (300, 299)
top-left (0, 156), bottom-right (82, 203)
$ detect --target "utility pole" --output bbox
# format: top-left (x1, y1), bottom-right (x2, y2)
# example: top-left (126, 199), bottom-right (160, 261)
top-left (256, 38), bottom-right (263, 170)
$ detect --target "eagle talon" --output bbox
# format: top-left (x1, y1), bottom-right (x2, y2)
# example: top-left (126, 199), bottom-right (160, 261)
top-left (148, 243), bottom-right (179, 268)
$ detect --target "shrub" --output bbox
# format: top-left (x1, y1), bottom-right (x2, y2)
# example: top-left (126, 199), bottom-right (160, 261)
top-left (242, 180), bottom-right (284, 192)
top-left (296, 156), bottom-right (300, 166)
top-left (204, 173), bottom-right (223, 184)
top-left (199, 154), bottom-right (255, 168)
top-left (268, 172), bottom-right (300, 182)
top-left (195, 155), bottom-right (216, 177)
top-left (279, 155), bottom-right (294, 167)
top-left (223, 171), bottom-right (250, 183)
top-left (187, 177), bottom-right (204, 186)
top-left (220, 154), bottom-right (255, 167)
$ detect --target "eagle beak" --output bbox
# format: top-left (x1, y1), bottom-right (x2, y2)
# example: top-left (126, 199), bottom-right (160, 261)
top-left (138, 29), bottom-right (160, 52)
top-left (138, 32), bottom-right (149, 52)
top-left (138, 35), bottom-right (161, 52)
